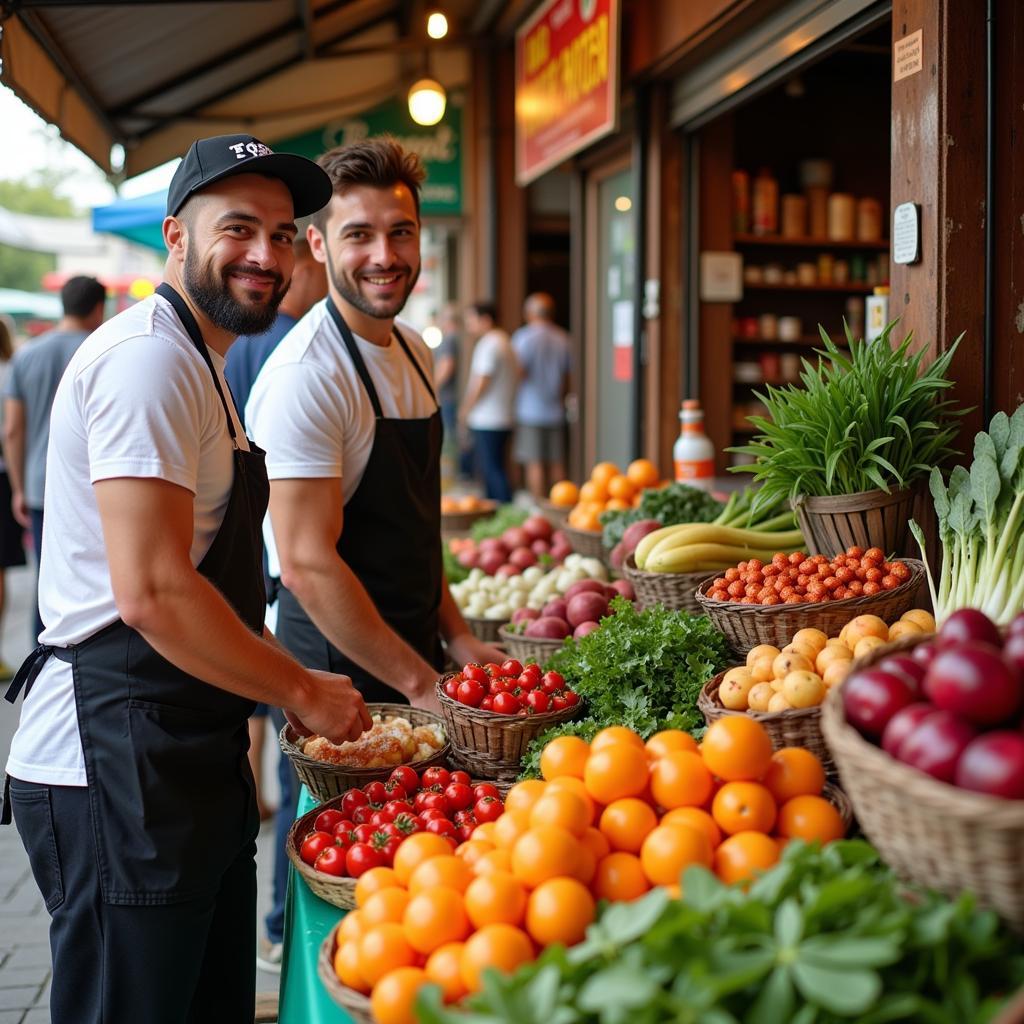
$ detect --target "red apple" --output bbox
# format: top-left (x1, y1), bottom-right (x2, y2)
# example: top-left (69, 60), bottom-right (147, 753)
top-left (1003, 634), bottom-right (1024, 676)
top-left (954, 731), bottom-right (1024, 798)
top-left (897, 710), bottom-right (978, 783)
top-left (923, 642), bottom-right (1022, 726)
top-left (842, 668), bottom-right (917, 738)
top-left (881, 702), bottom-right (935, 757)
top-left (875, 654), bottom-right (926, 697)
top-left (936, 608), bottom-right (1002, 649)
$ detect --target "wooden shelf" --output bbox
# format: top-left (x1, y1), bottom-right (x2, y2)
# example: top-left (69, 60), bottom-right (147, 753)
top-left (742, 282), bottom-right (874, 294)
top-left (733, 335), bottom-right (847, 347)
top-left (734, 233), bottom-right (890, 251)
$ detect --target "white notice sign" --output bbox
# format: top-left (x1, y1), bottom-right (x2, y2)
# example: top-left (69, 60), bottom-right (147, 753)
top-left (894, 30), bottom-right (923, 83)
top-left (892, 203), bottom-right (920, 265)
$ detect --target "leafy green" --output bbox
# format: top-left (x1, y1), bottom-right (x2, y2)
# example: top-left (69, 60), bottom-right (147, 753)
top-left (417, 840), bottom-right (1024, 1023)
top-left (727, 321), bottom-right (966, 519)
top-left (519, 600), bottom-right (730, 777)
top-left (470, 504), bottom-right (528, 541)
top-left (443, 542), bottom-right (469, 584)
top-left (600, 483), bottom-right (725, 549)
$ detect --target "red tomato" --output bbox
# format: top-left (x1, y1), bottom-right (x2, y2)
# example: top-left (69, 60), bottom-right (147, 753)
top-left (299, 831), bottom-right (335, 866)
top-left (332, 821), bottom-right (356, 847)
top-left (314, 808), bottom-right (346, 834)
top-left (444, 678), bottom-right (460, 699)
top-left (391, 812), bottom-right (422, 835)
top-left (340, 789), bottom-right (369, 817)
top-left (389, 765), bottom-right (420, 795)
top-left (457, 678), bottom-right (485, 707)
top-left (444, 783), bottom-right (474, 812)
top-left (424, 818), bottom-right (458, 841)
top-left (314, 846), bottom-right (348, 876)
top-left (480, 695), bottom-right (495, 712)
top-left (489, 677), bottom-right (511, 695)
top-left (354, 823), bottom-right (377, 845)
top-left (383, 800), bottom-right (413, 820)
top-left (345, 842), bottom-right (385, 877)
top-left (522, 663), bottom-right (542, 685)
top-left (550, 693), bottom-right (568, 712)
top-left (421, 767), bottom-right (451, 790)
top-left (418, 808), bottom-right (447, 822)
top-left (473, 796), bottom-right (503, 823)
top-left (492, 692), bottom-right (520, 715)
top-left (419, 792), bottom-right (448, 814)
top-left (541, 671), bottom-right (565, 694)
top-left (463, 664), bottom-right (489, 685)
top-left (501, 658), bottom-right (524, 678)
top-left (562, 690), bottom-right (580, 707)
top-left (352, 804), bottom-right (373, 825)
top-left (363, 781), bottom-right (387, 806)
top-left (449, 770), bottom-right (471, 787)
top-left (453, 809), bottom-right (476, 828)
top-left (379, 835), bottom-right (401, 864)
top-left (457, 821), bottom-right (477, 843)
top-left (525, 690), bottom-right (551, 714)
top-left (484, 662), bottom-right (504, 677)
top-left (472, 783), bottom-right (500, 802)
top-left (516, 673), bottom-right (537, 692)
top-left (383, 780), bottom-right (408, 802)
top-left (370, 809), bottom-right (392, 827)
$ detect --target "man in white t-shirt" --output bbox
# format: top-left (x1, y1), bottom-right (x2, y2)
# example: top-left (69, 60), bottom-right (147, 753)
top-left (2, 134), bottom-right (369, 1024)
top-left (461, 302), bottom-right (518, 502)
top-left (248, 137), bottom-right (504, 709)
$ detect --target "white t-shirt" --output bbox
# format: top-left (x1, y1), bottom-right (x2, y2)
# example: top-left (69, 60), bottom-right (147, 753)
top-left (5, 293), bottom-right (247, 787)
top-left (466, 329), bottom-right (518, 430)
top-left (246, 299), bottom-right (435, 578)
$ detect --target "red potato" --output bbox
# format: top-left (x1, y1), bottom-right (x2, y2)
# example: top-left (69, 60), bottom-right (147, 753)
top-left (495, 563), bottom-right (520, 578)
top-left (550, 541), bottom-right (573, 562)
top-left (609, 542), bottom-right (626, 569)
top-left (542, 598), bottom-right (568, 621)
top-left (502, 527), bottom-right (531, 550)
top-left (457, 548), bottom-right (479, 569)
top-left (609, 579), bottom-right (636, 601)
top-left (512, 607), bottom-right (540, 625)
top-left (530, 539), bottom-right (551, 557)
top-left (620, 519), bottom-right (663, 559)
top-left (573, 621), bottom-right (600, 639)
top-left (564, 579), bottom-right (608, 602)
top-left (566, 591), bottom-right (609, 629)
top-left (524, 616), bottom-right (572, 639)
top-left (477, 550), bottom-right (507, 576)
top-left (508, 547), bottom-right (538, 570)
top-left (477, 538), bottom-right (508, 557)
top-left (522, 515), bottom-right (553, 542)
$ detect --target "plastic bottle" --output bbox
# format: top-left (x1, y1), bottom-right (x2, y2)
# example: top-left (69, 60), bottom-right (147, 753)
top-left (673, 400), bottom-right (716, 490)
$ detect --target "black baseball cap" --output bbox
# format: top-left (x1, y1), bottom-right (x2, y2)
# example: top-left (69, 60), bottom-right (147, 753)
top-left (166, 134), bottom-right (333, 218)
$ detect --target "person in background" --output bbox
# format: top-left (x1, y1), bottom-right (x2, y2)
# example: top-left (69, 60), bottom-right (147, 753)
top-left (0, 316), bottom-right (27, 679)
top-left (433, 303), bottom-right (461, 442)
top-left (4, 275), bottom-right (106, 641)
top-left (511, 292), bottom-right (572, 498)
top-left (460, 301), bottom-right (518, 503)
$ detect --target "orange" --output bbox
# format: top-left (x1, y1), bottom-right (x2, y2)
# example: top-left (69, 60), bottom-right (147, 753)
top-left (762, 748), bottom-right (825, 804)
top-left (645, 729), bottom-right (699, 759)
top-left (360, 887), bottom-right (411, 927)
top-left (605, 497), bottom-right (631, 511)
top-left (584, 744), bottom-right (649, 804)
top-left (549, 480), bottom-right (579, 507)
top-left (713, 831), bottom-right (780, 885)
top-left (392, 832), bottom-right (454, 885)
top-left (473, 822), bottom-right (497, 844)
top-left (472, 848), bottom-right (514, 877)
top-left (580, 825), bottom-right (611, 863)
top-left (464, 871), bottom-right (528, 928)
top-left (492, 811), bottom-right (531, 850)
top-left (590, 461), bottom-right (620, 487)
top-left (591, 726), bottom-right (645, 752)
top-left (408, 854), bottom-right (473, 895)
top-left (599, 798), bottom-right (657, 853)
top-left (578, 480), bottom-right (608, 504)
top-left (545, 776), bottom-right (597, 822)
top-left (639, 824), bottom-right (713, 886)
top-left (525, 877), bottom-right (596, 947)
top-left (503, 780), bottom-right (547, 818)
top-left (574, 841), bottom-right (597, 886)
top-left (606, 474), bottom-right (636, 501)
top-left (592, 851), bottom-right (650, 901)
top-left (511, 825), bottom-right (581, 888)
top-left (650, 751), bottom-right (714, 810)
top-left (333, 938), bottom-right (369, 993)
top-left (424, 942), bottom-right (468, 1003)
top-left (661, 807), bottom-right (722, 849)
top-left (711, 782), bottom-right (777, 836)
top-left (700, 717), bottom-right (774, 782)
top-left (402, 887), bottom-right (471, 955)
top-left (626, 458), bottom-right (659, 489)
top-left (455, 838), bottom-right (495, 869)
top-left (460, 924), bottom-right (534, 992)
top-left (338, 910), bottom-right (366, 943)
top-left (775, 795), bottom-right (846, 844)
top-left (355, 867), bottom-right (402, 907)
top-left (357, 922), bottom-right (417, 986)
top-left (529, 789), bottom-right (591, 838)
top-left (540, 735), bottom-right (590, 780)
top-left (370, 966), bottom-right (428, 1024)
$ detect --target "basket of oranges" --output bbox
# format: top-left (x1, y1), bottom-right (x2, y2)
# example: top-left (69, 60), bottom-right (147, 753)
top-left (440, 495), bottom-right (497, 538)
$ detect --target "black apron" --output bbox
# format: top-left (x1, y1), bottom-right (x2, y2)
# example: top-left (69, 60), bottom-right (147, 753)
top-left (276, 297), bottom-right (443, 703)
top-left (2, 283), bottom-right (269, 905)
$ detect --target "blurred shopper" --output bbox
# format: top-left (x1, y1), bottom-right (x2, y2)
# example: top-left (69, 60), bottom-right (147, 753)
top-left (461, 301), bottom-right (518, 503)
top-left (511, 292), bottom-right (571, 497)
top-left (0, 317), bottom-right (27, 679)
top-left (4, 275), bottom-right (106, 641)
top-left (433, 303), bottom-right (461, 441)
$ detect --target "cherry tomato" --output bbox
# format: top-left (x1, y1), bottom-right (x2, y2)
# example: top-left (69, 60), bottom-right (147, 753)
top-left (370, 809), bottom-right (392, 827)
top-left (313, 808), bottom-right (346, 834)
top-left (472, 783), bottom-right (500, 802)
top-left (541, 670), bottom-right (565, 694)
top-left (525, 690), bottom-right (551, 714)
top-left (418, 808), bottom-right (447, 822)
top-left (457, 821), bottom-right (477, 843)
top-left (516, 673), bottom-right (537, 692)
top-left (449, 770), bottom-right (471, 787)
top-left (378, 835), bottom-right (401, 864)
top-left (457, 678), bottom-right (485, 707)
top-left (550, 693), bottom-right (568, 712)
top-left (340, 788), bottom-right (369, 817)
top-left (345, 842), bottom-right (385, 877)
top-left (444, 678), bottom-right (459, 699)
top-left (444, 783), bottom-right (474, 812)
top-left (419, 791), bottom-right (448, 814)
top-left (421, 767), bottom-right (451, 790)
top-left (363, 781), bottom-right (387, 806)
top-left (412, 791), bottom-right (433, 813)
top-left (453, 809), bottom-right (476, 828)
top-left (561, 689), bottom-right (580, 708)
top-left (332, 821), bottom-right (356, 847)
top-left (480, 695), bottom-right (495, 712)
top-left (492, 692), bottom-right (520, 715)
top-left (489, 677), bottom-right (511, 695)
top-left (474, 796), bottom-right (504, 823)
top-left (389, 765), bottom-right (420, 795)
top-left (352, 804), bottom-right (373, 825)
top-left (424, 818), bottom-right (458, 842)
top-left (314, 845), bottom-right (348, 876)
top-left (383, 799), bottom-right (413, 820)
top-left (383, 780), bottom-right (408, 802)
top-left (463, 664), bottom-right (488, 685)
top-left (501, 658), bottom-right (524, 677)
top-left (354, 823), bottom-right (377, 845)
top-left (521, 663), bottom-right (542, 687)
top-left (391, 812), bottom-right (421, 835)
top-left (299, 831), bottom-right (335, 866)
top-left (485, 662), bottom-right (505, 677)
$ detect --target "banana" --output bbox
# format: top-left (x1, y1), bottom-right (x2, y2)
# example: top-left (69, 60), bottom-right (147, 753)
top-left (647, 543), bottom-right (782, 574)
top-left (645, 525), bottom-right (805, 564)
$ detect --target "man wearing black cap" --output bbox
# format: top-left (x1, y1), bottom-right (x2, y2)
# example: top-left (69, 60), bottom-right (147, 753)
top-left (2, 134), bottom-right (370, 1024)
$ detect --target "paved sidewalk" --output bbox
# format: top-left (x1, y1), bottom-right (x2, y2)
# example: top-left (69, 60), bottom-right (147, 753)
top-left (0, 566), bottom-right (283, 1022)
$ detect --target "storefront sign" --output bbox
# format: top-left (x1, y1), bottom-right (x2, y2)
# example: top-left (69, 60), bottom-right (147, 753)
top-left (893, 202), bottom-right (921, 264)
top-left (515, 0), bottom-right (620, 186)
top-left (894, 30), bottom-right (923, 83)
top-left (276, 95), bottom-right (462, 215)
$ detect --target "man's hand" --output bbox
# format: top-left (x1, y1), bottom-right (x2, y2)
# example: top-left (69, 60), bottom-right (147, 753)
top-left (447, 632), bottom-right (506, 670)
top-left (10, 489), bottom-right (29, 529)
top-left (287, 669), bottom-right (372, 745)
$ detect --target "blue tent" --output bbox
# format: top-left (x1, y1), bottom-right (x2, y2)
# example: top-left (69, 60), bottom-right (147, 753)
top-left (92, 191), bottom-right (167, 251)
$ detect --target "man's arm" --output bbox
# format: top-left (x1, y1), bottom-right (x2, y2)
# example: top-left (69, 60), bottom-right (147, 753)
top-left (459, 372), bottom-right (490, 423)
top-left (269, 476), bottom-right (440, 709)
top-left (437, 576), bottom-right (505, 667)
top-left (3, 397), bottom-right (30, 527)
top-left (95, 476), bottom-right (371, 743)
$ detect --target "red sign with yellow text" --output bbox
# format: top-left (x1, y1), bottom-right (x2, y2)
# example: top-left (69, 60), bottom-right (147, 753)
top-left (515, 0), bottom-right (619, 186)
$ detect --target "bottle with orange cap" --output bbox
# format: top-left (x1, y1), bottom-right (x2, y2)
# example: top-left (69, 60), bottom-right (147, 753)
top-left (673, 400), bottom-right (715, 491)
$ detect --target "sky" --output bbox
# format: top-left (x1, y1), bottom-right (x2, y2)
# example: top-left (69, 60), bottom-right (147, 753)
top-left (0, 84), bottom-right (177, 212)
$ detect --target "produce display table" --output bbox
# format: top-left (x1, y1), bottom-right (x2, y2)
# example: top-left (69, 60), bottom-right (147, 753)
top-left (277, 786), bottom-right (352, 1024)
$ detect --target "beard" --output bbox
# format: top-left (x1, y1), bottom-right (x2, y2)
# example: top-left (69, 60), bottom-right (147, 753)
top-left (184, 242), bottom-right (289, 336)
top-left (324, 246), bottom-right (419, 321)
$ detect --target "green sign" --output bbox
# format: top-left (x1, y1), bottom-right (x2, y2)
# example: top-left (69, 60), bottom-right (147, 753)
top-left (276, 93), bottom-right (462, 216)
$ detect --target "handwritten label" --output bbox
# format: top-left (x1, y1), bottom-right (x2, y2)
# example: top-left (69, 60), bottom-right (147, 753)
top-left (893, 202), bottom-right (920, 265)
top-left (894, 30), bottom-right (923, 83)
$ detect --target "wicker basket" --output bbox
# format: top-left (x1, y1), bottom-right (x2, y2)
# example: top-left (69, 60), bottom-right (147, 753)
top-left (562, 524), bottom-right (606, 561)
top-left (821, 635), bottom-right (1024, 930)
top-left (318, 926), bottom-right (373, 1024)
top-left (498, 625), bottom-right (571, 667)
top-left (792, 487), bottom-right (918, 558)
top-left (623, 555), bottom-right (709, 614)
top-left (435, 674), bottom-right (582, 780)
top-left (286, 794), bottom-right (358, 909)
top-left (699, 671), bottom-right (833, 770)
top-left (279, 703), bottom-right (450, 803)
top-left (538, 498), bottom-right (571, 528)
top-left (440, 502), bottom-right (497, 533)
top-left (694, 558), bottom-right (926, 659)
top-left (462, 614), bottom-right (505, 643)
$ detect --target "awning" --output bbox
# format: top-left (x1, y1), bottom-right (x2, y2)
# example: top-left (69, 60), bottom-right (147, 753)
top-left (92, 191), bottom-right (167, 251)
top-left (0, 287), bottom-right (62, 318)
top-left (0, 205), bottom-right (104, 256)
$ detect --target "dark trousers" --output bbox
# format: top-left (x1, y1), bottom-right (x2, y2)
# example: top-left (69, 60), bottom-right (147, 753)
top-left (30, 507), bottom-right (43, 641)
top-left (471, 428), bottom-right (512, 503)
top-left (266, 705), bottom-right (297, 944)
top-left (9, 779), bottom-right (257, 1024)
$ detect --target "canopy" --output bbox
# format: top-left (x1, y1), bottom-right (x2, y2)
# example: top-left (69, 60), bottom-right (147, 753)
top-left (0, 288), bottom-right (62, 318)
top-left (92, 191), bottom-right (167, 251)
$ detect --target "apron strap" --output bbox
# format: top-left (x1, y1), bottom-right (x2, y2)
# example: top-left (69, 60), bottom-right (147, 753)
top-left (392, 324), bottom-right (438, 405)
top-left (4, 643), bottom-right (57, 705)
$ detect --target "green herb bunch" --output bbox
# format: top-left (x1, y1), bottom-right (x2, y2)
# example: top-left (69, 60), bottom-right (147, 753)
top-left (470, 503), bottom-right (528, 541)
top-left (600, 483), bottom-right (724, 550)
top-left (519, 599), bottom-right (730, 777)
top-left (728, 322), bottom-right (964, 519)
top-left (417, 840), bottom-right (1024, 1024)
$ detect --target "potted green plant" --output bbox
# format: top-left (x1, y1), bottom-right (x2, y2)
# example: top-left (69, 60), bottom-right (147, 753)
top-left (727, 322), bottom-right (964, 557)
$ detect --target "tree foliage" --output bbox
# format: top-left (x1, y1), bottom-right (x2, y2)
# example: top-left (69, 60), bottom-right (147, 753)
top-left (0, 173), bottom-right (78, 293)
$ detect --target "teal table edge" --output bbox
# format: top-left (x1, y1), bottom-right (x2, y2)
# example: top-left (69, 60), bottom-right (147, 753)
top-left (278, 785), bottom-right (354, 1024)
